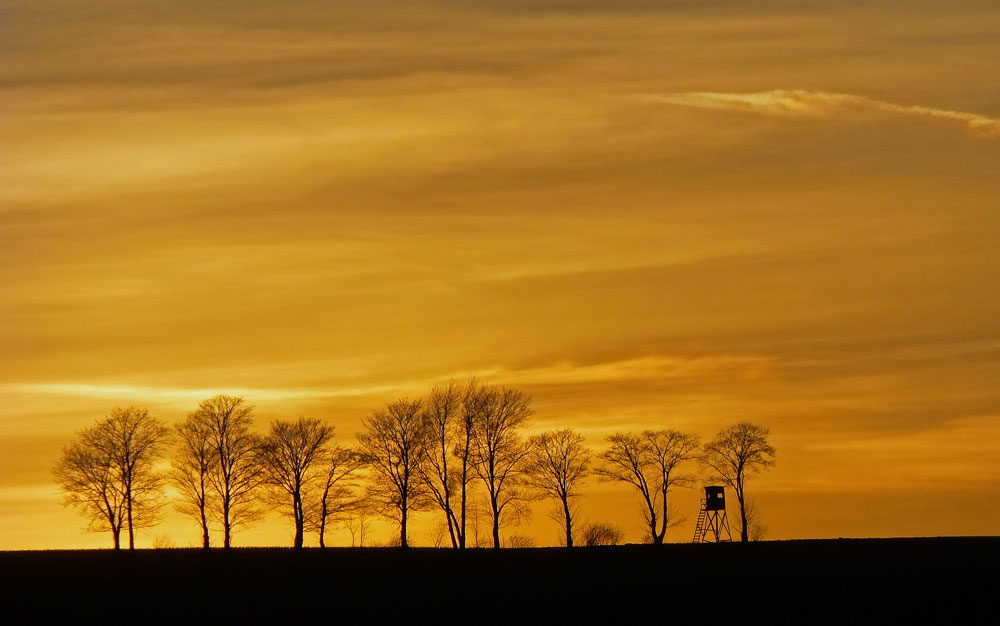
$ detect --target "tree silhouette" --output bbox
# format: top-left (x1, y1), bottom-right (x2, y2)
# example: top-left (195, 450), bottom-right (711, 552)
top-left (525, 429), bottom-right (590, 547)
top-left (259, 417), bottom-right (334, 548)
top-left (193, 395), bottom-right (263, 548)
top-left (53, 437), bottom-right (126, 549)
top-left (171, 413), bottom-right (217, 548)
top-left (469, 385), bottom-right (534, 549)
top-left (344, 506), bottom-right (375, 547)
top-left (454, 379), bottom-right (489, 548)
top-left (53, 407), bottom-right (170, 550)
top-left (504, 534), bottom-right (535, 548)
top-left (702, 421), bottom-right (776, 543)
top-left (358, 398), bottom-right (429, 548)
top-left (595, 430), bottom-right (700, 545)
top-left (306, 444), bottom-right (366, 548)
top-left (418, 381), bottom-right (463, 548)
top-left (580, 521), bottom-right (624, 546)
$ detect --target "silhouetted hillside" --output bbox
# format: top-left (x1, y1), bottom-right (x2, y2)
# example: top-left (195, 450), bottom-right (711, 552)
top-left (2, 537), bottom-right (995, 624)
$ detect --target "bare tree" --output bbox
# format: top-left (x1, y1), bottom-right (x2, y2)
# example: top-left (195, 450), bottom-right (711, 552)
top-left (171, 414), bottom-right (217, 549)
top-left (259, 417), bottom-right (334, 548)
top-left (53, 438), bottom-right (126, 549)
top-left (344, 506), bottom-right (374, 547)
top-left (358, 398), bottom-right (429, 548)
top-left (469, 497), bottom-right (485, 548)
top-left (429, 520), bottom-right (448, 548)
top-left (524, 429), bottom-right (590, 548)
top-left (469, 385), bottom-right (534, 549)
top-left (580, 521), bottom-right (624, 546)
top-left (97, 407), bottom-right (170, 550)
top-left (306, 444), bottom-right (366, 548)
top-left (418, 381), bottom-right (463, 548)
top-left (53, 407), bottom-right (170, 550)
top-left (504, 534), bottom-right (535, 548)
top-left (702, 421), bottom-right (776, 543)
top-left (194, 395), bottom-right (264, 548)
top-left (595, 430), bottom-right (700, 545)
top-left (455, 379), bottom-right (488, 548)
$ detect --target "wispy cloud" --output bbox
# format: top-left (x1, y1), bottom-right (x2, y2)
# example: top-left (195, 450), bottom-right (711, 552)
top-left (0, 354), bottom-right (773, 405)
top-left (637, 89), bottom-right (1000, 138)
top-left (0, 382), bottom-right (403, 403)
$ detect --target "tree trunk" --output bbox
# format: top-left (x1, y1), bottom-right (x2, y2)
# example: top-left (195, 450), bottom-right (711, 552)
top-left (443, 470), bottom-right (457, 548)
top-left (112, 528), bottom-right (121, 551)
top-left (658, 485), bottom-right (669, 545)
top-left (491, 495), bottom-right (501, 549)
top-left (126, 486), bottom-right (135, 550)
top-left (563, 499), bottom-right (573, 548)
top-left (441, 440), bottom-right (458, 549)
top-left (200, 505), bottom-right (210, 549)
top-left (648, 508), bottom-right (662, 545)
top-left (739, 495), bottom-right (749, 543)
top-left (459, 470), bottom-right (468, 549)
top-left (400, 506), bottom-right (408, 548)
top-left (198, 474), bottom-right (210, 549)
top-left (458, 433), bottom-right (472, 550)
top-left (319, 485), bottom-right (331, 548)
top-left (222, 492), bottom-right (232, 548)
top-left (293, 492), bottom-right (304, 549)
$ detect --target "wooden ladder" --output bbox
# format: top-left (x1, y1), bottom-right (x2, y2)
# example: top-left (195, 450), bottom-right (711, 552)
top-left (691, 499), bottom-right (707, 543)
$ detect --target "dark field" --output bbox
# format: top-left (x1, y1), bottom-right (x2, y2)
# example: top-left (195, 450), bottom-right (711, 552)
top-left (2, 537), bottom-right (997, 624)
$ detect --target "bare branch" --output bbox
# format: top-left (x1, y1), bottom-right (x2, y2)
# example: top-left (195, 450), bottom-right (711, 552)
top-left (190, 395), bottom-right (264, 548)
top-left (595, 429), bottom-right (699, 544)
top-left (53, 407), bottom-right (170, 550)
top-left (306, 445), bottom-right (367, 548)
top-left (524, 429), bottom-right (590, 547)
top-left (259, 417), bottom-right (335, 548)
top-left (468, 384), bottom-right (534, 548)
top-left (357, 398), bottom-right (430, 548)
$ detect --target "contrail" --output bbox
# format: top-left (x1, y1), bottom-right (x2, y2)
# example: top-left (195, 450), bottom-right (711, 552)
top-left (636, 89), bottom-right (1000, 138)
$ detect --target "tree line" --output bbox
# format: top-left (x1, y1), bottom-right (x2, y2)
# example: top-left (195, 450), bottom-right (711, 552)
top-left (52, 379), bottom-right (775, 550)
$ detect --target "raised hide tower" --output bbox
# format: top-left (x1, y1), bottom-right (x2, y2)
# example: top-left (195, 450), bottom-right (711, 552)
top-left (692, 485), bottom-right (733, 543)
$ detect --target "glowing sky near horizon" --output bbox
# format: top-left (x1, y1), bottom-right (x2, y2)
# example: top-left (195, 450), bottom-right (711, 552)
top-left (2, 0), bottom-right (999, 548)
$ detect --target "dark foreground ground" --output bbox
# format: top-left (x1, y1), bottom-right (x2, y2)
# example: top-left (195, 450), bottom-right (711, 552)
top-left (1, 537), bottom-right (997, 624)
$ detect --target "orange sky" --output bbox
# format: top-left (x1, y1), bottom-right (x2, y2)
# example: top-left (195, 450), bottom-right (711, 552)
top-left (2, 0), bottom-right (999, 549)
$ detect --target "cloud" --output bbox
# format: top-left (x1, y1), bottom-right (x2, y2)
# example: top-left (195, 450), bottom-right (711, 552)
top-left (637, 89), bottom-right (1000, 138)
top-left (0, 354), bottom-right (772, 405)
top-left (0, 382), bottom-right (406, 404)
